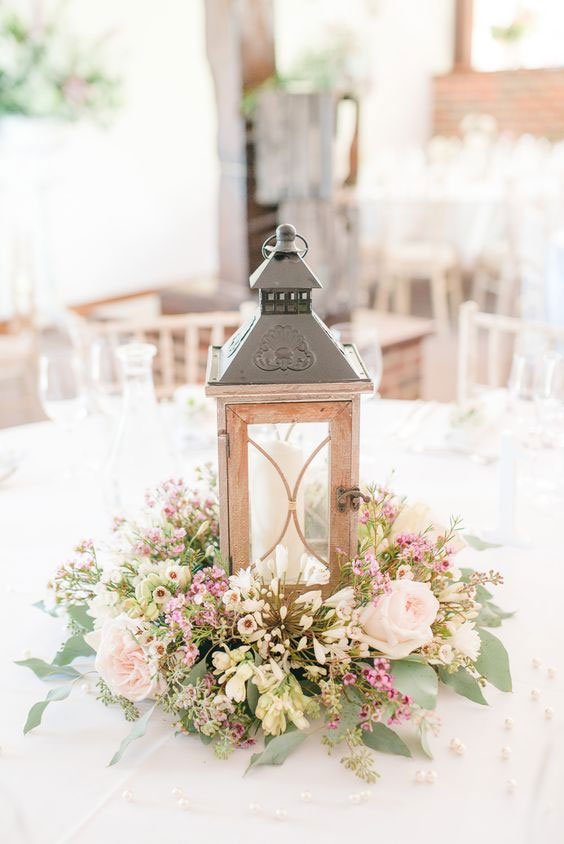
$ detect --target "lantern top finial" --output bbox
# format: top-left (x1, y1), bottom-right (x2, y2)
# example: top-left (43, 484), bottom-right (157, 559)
top-left (206, 223), bottom-right (373, 389)
top-left (274, 223), bottom-right (297, 252)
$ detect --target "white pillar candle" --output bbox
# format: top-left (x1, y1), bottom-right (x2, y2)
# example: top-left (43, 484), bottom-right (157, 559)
top-left (249, 438), bottom-right (305, 582)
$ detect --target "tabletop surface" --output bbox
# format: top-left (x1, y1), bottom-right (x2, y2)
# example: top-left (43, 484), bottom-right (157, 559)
top-left (0, 399), bottom-right (562, 844)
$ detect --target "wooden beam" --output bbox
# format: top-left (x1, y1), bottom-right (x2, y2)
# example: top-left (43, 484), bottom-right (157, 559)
top-left (453, 0), bottom-right (473, 70)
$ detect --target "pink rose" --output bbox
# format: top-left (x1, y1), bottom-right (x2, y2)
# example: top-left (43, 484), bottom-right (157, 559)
top-left (85, 615), bottom-right (162, 702)
top-left (355, 580), bottom-right (439, 659)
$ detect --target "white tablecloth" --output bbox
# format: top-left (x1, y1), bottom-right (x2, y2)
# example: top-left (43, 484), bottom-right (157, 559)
top-left (0, 400), bottom-right (562, 844)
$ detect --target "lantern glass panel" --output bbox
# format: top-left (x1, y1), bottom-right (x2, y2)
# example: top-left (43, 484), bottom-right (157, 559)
top-left (247, 421), bottom-right (330, 583)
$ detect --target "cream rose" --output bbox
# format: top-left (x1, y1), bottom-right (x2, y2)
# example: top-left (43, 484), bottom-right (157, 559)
top-left (355, 580), bottom-right (439, 659)
top-left (85, 615), bottom-right (162, 703)
top-left (390, 502), bottom-right (465, 554)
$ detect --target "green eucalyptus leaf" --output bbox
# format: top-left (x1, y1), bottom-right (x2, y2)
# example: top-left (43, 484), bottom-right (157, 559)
top-left (362, 723), bottom-right (411, 757)
top-left (108, 704), bottom-right (156, 766)
top-left (418, 726), bottom-right (434, 759)
top-left (246, 730), bottom-right (308, 773)
top-left (463, 534), bottom-right (501, 551)
top-left (246, 679), bottom-right (259, 715)
top-left (23, 682), bottom-right (75, 734)
top-left (474, 584), bottom-right (494, 603)
top-left (184, 656), bottom-right (208, 687)
top-left (438, 666), bottom-right (488, 705)
top-left (66, 604), bottom-right (95, 632)
top-left (53, 634), bottom-right (95, 666)
top-left (390, 659), bottom-right (438, 710)
top-left (475, 628), bottom-right (512, 692)
top-left (15, 657), bottom-right (80, 680)
top-left (33, 599), bottom-right (59, 618)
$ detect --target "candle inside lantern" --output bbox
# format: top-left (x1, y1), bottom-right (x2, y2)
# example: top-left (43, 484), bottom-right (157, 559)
top-left (249, 436), bottom-right (306, 582)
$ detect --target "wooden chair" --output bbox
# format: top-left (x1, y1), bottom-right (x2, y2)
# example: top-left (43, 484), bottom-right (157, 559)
top-left (85, 311), bottom-right (242, 399)
top-left (457, 300), bottom-right (564, 403)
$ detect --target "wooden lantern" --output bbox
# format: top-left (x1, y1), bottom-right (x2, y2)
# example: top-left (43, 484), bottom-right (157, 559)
top-left (206, 224), bottom-right (373, 591)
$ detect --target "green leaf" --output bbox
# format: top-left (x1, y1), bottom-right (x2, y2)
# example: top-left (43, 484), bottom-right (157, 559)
top-left (247, 679), bottom-right (259, 715)
top-left (438, 667), bottom-right (488, 705)
top-left (23, 682), bottom-right (75, 734)
top-left (33, 599), bottom-right (59, 618)
top-left (52, 634), bottom-right (95, 666)
top-left (246, 730), bottom-right (308, 773)
top-left (108, 705), bottom-right (156, 766)
top-left (362, 722), bottom-right (411, 757)
top-left (463, 534), bottom-right (501, 551)
top-left (474, 628), bottom-right (512, 692)
top-left (476, 600), bottom-right (514, 628)
top-left (390, 660), bottom-right (438, 710)
top-left (418, 726), bottom-right (433, 759)
top-left (184, 656), bottom-right (208, 687)
top-left (66, 604), bottom-right (94, 632)
top-left (15, 657), bottom-right (80, 680)
top-left (475, 584), bottom-right (493, 603)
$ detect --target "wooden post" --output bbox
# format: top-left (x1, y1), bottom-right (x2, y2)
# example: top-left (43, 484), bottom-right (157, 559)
top-left (205, 0), bottom-right (275, 290)
top-left (453, 0), bottom-right (473, 70)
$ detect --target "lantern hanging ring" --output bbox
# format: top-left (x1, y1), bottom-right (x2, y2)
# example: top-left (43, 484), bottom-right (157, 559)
top-left (261, 231), bottom-right (309, 260)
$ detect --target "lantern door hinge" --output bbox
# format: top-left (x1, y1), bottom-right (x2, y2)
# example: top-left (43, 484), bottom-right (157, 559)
top-left (336, 486), bottom-right (369, 513)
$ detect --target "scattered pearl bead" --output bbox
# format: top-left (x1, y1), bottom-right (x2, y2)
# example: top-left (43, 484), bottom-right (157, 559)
top-left (22, 649), bottom-right (31, 660)
top-left (531, 657), bottom-right (542, 669)
top-left (360, 789), bottom-right (372, 801)
top-left (274, 808), bottom-right (288, 821)
top-left (449, 737), bottom-right (465, 756)
top-left (121, 789), bottom-right (133, 802)
top-left (547, 667), bottom-right (557, 679)
top-left (171, 786), bottom-right (183, 798)
top-left (504, 717), bottom-right (514, 730)
top-left (80, 682), bottom-right (90, 694)
top-left (177, 798), bottom-right (190, 811)
top-left (348, 793), bottom-right (362, 805)
top-left (415, 770), bottom-right (426, 783)
top-left (300, 790), bottom-right (312, 803)
top-left (544, 707), bottom-right (554, 720)
top-left (507, 778), bottom-right (517, 794)
top-left (530, 688), bottom-right (541, 701)
top-left (501, 746), bottom-right (512, 760)
top-left (248, 802), bottom-right (261, 815)
top-left (425, 770), bottom-right (438, 784)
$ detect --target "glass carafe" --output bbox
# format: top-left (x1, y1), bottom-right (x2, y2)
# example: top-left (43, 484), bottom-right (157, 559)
top-left (105, 343), bottom-right (177, 517)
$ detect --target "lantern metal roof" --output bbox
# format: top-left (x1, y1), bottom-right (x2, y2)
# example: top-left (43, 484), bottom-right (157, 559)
top-left (206, 224), bottom-right (373, 388)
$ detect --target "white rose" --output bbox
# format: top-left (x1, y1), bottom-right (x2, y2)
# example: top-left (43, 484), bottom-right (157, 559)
top-left (448, 621), bottom-right (481, 661)
top-left (355, 580), bottom-right (439, 659)
top-left (390, 502), bottom-right (465, 553)
top-left (85, 615), bottom-right (162, 703)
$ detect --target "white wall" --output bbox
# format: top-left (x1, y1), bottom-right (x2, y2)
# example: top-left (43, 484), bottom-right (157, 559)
top-left (46, 0), bottom-right (219, 307)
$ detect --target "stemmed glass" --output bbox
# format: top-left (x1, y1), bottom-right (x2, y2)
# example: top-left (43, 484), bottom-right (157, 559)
top-left (89, 335), bottom-right (123, 420)
top-left (38, 350), bottom-right (88, 478)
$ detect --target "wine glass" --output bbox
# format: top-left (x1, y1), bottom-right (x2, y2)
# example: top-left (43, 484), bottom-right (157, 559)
top-left (536, 353), bottom-right (564, 448)
top-left (330, 322), bottom-right (383, 398)
top-left (38, 350), bottom-right (88, 477)
top-left (506, 353), bottom-right (542, 444)
top-left (89, 335), bottom-right (123, 420)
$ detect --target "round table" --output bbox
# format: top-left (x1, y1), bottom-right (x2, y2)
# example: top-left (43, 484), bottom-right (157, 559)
top-left (0, 400), bottom-right (562, 844)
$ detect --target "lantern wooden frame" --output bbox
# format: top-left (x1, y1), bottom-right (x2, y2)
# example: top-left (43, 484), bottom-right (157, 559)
top-left (206, 379), bottom-right (372, 594)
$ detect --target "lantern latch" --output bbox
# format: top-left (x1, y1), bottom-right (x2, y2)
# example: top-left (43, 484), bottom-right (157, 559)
top-left (336, 486), bottom-right (369, 513)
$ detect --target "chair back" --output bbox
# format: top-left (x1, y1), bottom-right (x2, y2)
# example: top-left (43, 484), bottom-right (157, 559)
top-left (458, 301), bottom-right (564, 403)
top-left (86, 311), bottom-right (242, 398)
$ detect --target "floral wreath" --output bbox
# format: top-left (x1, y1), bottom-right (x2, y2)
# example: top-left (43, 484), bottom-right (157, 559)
top-left (18, 467), bottom-right (512, 782)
